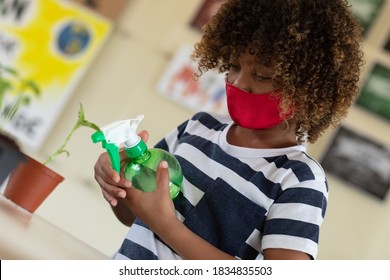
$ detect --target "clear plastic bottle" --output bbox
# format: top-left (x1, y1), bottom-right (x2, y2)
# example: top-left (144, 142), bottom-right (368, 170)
top-left (92, 115), bottom-right (182, 199)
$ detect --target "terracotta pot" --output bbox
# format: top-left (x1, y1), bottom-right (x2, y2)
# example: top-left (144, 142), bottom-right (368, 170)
top-left (4, 154), bottom-right (64, 213)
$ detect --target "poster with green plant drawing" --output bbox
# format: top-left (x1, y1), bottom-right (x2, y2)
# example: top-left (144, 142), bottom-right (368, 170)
top-left (356, 64), bottom-right (390, 120)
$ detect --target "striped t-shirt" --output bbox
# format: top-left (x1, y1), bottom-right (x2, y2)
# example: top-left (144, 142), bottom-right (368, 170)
top-left (114, 112), bottom-right (328, 260)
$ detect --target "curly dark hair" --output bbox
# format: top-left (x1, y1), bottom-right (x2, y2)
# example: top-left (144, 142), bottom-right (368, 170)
top-left (191, 0), bottom-right (364, 143)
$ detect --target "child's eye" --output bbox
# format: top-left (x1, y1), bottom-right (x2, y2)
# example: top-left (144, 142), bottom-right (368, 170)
top-left (229, 64), bottom-right (240, 71)
top-left (255, 73), bottom-right (272, 82)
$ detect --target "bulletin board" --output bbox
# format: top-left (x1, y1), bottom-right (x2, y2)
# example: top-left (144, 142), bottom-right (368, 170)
top-left (0, 0), bottom-right (111, 151)
top-left (156, 46), bottom-right (227, 115)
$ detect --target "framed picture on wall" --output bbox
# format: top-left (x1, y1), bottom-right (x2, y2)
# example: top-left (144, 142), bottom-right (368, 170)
top-left (156, 46), bottom-right (227, 115)
top-left (356, 64), bottom-right (390, 120)
top-left (348, 0), bottom-right (385, 35)
top-left (190, 0), bottom-right (224, 31)
top-left (320, 126), bottom-right (390, 200)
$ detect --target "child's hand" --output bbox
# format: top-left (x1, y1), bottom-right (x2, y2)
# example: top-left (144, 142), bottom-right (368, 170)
top-left (94, 151), bottom-right (130, 206)
top-left (123, 161), bottom-right (177, 234)
top-left (94, 130), bottom-right (149, 206)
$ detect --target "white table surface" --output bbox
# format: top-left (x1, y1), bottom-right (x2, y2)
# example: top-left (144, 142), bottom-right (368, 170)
top-left (0, 194), bottom-right (108, 259)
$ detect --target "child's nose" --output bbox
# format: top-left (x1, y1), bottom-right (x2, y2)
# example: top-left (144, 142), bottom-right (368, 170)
top-left (233, 75), bottom-right (252, 93)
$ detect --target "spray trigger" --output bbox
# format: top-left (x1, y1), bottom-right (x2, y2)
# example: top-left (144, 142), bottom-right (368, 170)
top-left (91, 115), bottom-right (145, 173)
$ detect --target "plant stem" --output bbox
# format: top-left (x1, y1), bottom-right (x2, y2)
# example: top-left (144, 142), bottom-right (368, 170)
top-left (44, 103), bottom-right (101, 165)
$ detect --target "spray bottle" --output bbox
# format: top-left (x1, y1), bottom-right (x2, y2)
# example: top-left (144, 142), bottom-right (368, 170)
top-left (91, 115), bottom-right (182, 199)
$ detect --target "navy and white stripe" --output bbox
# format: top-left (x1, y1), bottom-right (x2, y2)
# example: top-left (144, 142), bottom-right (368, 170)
top-left (114, 112), bottom-right (328, 260)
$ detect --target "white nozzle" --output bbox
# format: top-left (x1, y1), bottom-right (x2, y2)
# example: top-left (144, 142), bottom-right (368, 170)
top-left (100, 115), bottom-right (144, 148)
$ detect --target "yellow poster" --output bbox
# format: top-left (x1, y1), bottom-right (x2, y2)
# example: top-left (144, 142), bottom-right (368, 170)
top-left (0, 0), bottom-right (111, 150)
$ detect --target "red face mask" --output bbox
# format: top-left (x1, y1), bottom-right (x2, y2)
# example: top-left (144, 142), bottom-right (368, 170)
top-left (226, 82), bottom-right (285, 129)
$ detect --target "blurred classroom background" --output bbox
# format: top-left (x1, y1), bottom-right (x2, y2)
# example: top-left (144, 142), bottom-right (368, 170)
top-left (1, 0), bottom-right (390, 259)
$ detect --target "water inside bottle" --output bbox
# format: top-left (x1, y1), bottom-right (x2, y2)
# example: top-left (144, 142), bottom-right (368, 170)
top-left (130, 165), bottom-right (181, 199)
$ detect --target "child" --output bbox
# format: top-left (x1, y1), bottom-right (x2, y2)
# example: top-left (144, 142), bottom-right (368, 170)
top-left (94, 0), bottom-right (364, 260)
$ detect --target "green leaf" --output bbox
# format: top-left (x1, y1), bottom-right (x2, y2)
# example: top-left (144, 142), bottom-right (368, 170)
top-left (0, 65), bottom-right (19, 77)
top-left (20, 95), bottom-right (31, 106)
top-left (0, 79), bottom-right (12, 96)
top-left (24, 80), bottom-right (41, 96)
top-left (0, 64), bottom-right (41, 130)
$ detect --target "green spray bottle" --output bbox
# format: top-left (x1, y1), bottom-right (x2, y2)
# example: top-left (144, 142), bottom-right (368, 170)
top-left (91, 115), bottom-right (182, 199)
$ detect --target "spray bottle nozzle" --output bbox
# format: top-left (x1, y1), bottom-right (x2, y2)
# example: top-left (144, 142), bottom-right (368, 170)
top-left (91, 115), bottom-right (145, 173)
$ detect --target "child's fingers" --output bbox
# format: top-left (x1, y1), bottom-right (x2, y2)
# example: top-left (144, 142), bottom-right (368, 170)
top-left (138, 130), bottom-right (149, 143)
top-left (156, 161), bottom-right (170, 192)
